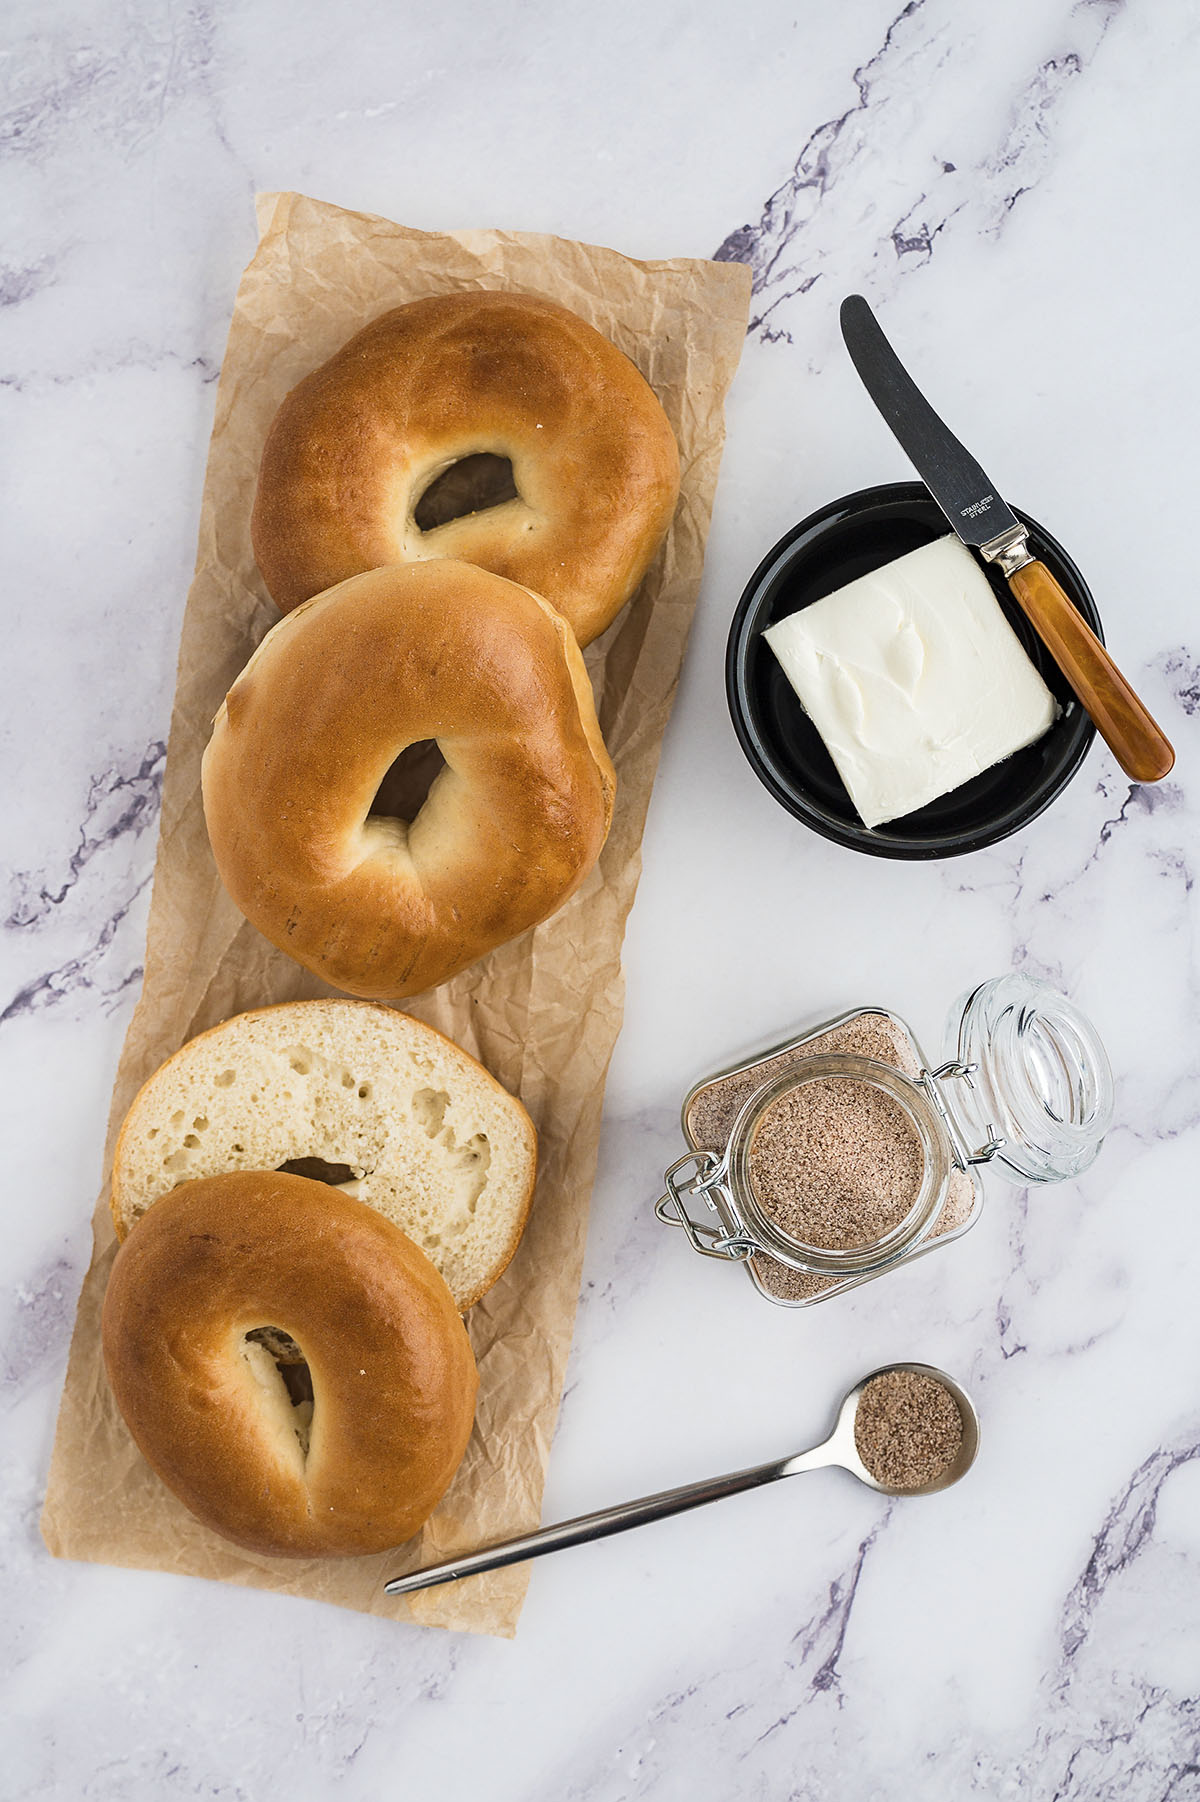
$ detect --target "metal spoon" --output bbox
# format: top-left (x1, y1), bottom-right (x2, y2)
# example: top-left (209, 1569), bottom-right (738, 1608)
top-left (383, 1362), bottom-right (978, 1598)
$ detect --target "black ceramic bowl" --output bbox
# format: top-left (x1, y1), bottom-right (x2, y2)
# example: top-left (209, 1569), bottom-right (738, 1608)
top-left (727, 483), bottom-right (1101, 860)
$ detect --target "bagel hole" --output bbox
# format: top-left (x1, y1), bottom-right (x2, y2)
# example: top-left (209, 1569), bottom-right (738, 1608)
top-left (277, 1157), bottom-right (358, 1187)
top-left (368, 739), bottom-right (447, 825)
top-left (413, 452), bottom-right (518, 531)
top-left (244, 1327), bottom-right (314, 1456)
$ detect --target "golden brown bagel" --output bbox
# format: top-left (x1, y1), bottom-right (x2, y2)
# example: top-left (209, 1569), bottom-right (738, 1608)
top-left (101, 1171), bottom-right (478, 1558)
top-left (250, 290), bottom-right (681, 647)
top-left (201, 561), bottom-right (615, 1000)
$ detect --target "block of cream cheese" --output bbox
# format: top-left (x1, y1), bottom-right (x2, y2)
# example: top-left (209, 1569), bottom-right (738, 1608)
top-left (764, 535), bottom-right (1059, 828)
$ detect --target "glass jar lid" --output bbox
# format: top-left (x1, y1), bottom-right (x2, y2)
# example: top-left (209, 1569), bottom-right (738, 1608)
top-left (942, 974), bottom-right (1113, 1184)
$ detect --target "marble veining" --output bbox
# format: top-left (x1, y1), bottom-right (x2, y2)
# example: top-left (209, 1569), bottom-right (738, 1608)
top-left (6, 740), bottom-right (164, 932)
top-left (542, 1420), bottom-right (1200, 1801)
top-left (1157, 650), bottom-right (1200, 719)
top-left (1, 741), bottom-right (162, 1027)
top-left (3, 1256), bottom-right (76, 1391)
top-left (716, 0), bottom-right (1127, 341)
top-left (2, 5), bottom-right (221, 160)
top-left (3, 0), bottom-right (1198, 1796)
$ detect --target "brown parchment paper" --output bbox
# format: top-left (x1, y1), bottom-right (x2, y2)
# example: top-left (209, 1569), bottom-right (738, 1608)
top-left (41, 192), bottom-right (751, 1638)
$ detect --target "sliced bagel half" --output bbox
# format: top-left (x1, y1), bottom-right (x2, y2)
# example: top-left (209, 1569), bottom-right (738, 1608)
top-left (111, 1000), bottom-right (537, 1310)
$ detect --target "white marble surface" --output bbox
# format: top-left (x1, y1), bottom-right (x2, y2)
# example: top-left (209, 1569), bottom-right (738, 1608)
top-left (4, 1), bottom-right (1199, 1795)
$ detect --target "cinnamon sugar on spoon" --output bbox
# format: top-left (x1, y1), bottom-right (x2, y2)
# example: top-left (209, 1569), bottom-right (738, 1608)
top-left (853, 1369), bottom-right (964, 1491)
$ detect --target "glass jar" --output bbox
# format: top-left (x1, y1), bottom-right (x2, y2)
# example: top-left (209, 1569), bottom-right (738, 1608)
top-left (655, 973), bottom-right (1113, 1308)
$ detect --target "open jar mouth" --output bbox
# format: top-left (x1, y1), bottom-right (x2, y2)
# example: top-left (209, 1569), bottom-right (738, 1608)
top-left (724, 1055), bottom-right (953, 1277)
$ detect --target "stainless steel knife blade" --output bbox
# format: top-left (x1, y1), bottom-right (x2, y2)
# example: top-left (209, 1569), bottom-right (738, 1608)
top-left (839, 294), bottom-right (1029, 571)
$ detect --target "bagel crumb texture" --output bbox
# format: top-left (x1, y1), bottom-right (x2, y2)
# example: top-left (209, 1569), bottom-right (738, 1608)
top-left (111, 1000), bottom-right (537, 1310)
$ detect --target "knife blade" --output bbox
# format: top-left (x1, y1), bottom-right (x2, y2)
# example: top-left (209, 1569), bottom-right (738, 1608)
top-left (839, 292), bottom-right (1026, 566)
top-left (837, 293), bottom-right (1174, 784)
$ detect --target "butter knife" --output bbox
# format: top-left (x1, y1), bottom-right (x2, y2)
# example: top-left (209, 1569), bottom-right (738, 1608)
top-left (839, 294), bottom-right (1173, 783)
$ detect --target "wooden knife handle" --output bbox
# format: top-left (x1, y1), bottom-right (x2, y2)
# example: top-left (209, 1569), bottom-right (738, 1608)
top-left (1007, 560), bottom-right (1174, 783)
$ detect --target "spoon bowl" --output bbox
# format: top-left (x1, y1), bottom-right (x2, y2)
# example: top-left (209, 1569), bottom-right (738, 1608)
top-left (823, 1361), bottom-right (980, 1497)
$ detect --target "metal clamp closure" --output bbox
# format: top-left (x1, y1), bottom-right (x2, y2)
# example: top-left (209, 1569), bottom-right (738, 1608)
top-left (917, 1061), bottom-right (1006, 1168)
top-left (654, 1152), bottom-right (755, 1262)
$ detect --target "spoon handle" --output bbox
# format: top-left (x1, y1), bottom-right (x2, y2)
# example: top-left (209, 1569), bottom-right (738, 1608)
top-left (384, 1449), bottom-right (827, 1597)
top-left (1006, 560), bottom-right (1174, 782)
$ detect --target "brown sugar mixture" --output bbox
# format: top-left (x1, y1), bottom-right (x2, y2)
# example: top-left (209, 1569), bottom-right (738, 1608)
top-left (746, 1077), bottom-right (923, 1250)
top-left (853, 1369), bottom-right (964, 1490)
top-left (683, 1013), bottom-right (978, 1304)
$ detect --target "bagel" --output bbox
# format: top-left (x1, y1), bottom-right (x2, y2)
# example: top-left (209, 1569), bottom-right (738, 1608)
top-left (201, 561), bottom-right (616, 1000)
top-left (110, 1000), bottom-right (537, 1310)
top-left (250, 290), bottom-right (681, 647)
top-left (101, 1171), bottom-right (478, 1558)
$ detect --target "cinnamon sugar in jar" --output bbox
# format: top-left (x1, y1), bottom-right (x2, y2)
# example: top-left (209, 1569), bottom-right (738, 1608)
top-left (656, 976), bottom-right (1112, 1308)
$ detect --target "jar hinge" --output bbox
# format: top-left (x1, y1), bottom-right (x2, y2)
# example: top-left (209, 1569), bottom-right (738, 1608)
top-left (654, 1152), bottom-right (756, 1262)
top-left (917, 1060), bottom-right (1006, 1167)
